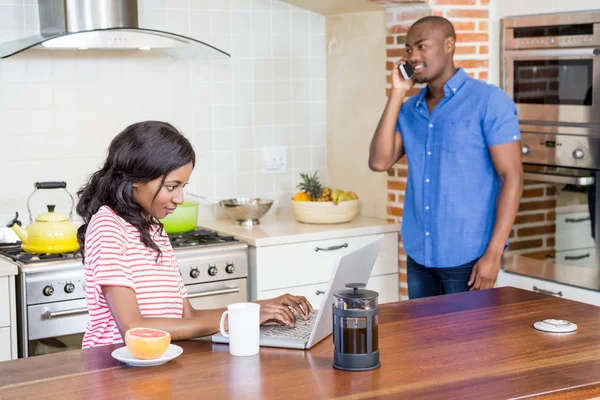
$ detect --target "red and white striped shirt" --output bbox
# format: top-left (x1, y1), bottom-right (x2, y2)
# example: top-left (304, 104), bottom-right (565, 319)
top-left (82, 205), bottom-right (187, 348)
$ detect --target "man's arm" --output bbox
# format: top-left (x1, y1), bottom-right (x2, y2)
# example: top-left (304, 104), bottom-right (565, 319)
top-left (368, 60), bottom-right (414, 172)
top-left (469, 141), bottom-right (523, 290)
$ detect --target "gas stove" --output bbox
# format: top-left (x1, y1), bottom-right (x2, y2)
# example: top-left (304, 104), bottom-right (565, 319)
top-left (0, 228), bottom-right (249, 358)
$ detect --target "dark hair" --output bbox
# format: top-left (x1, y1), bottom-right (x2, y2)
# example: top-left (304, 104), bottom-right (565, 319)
top-left (76, 121), bottom-right (195, 262)
top-left (412, 16), bottom-right (456, 40)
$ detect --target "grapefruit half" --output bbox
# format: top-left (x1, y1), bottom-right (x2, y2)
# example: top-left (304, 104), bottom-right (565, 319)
top-left (125, 328), bottom-right (171, 360)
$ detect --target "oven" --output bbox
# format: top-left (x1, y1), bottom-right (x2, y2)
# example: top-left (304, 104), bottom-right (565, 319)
top-left (1, 229), bottom-right (250, 358)
top-left (502, 11), bottom-right (600, 125)
top-left (500, 125), bottom-right (600, 291)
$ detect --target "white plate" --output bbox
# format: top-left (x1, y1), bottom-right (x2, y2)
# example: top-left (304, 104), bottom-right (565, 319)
top-left (111, 344), bottom-right (183, 367)
top-left (533, 319), bottom-right (578, 333)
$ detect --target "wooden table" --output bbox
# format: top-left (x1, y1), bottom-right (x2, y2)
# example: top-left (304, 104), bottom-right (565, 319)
top-left (2, 287), bottom-right (600, 399)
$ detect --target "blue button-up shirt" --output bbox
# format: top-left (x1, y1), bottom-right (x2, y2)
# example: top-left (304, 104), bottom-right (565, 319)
top-left (397, 68), bottom-right (519, 268)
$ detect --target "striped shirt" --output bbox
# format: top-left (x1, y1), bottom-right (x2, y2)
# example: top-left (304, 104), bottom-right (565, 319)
top-left (82, 205), bottom-right (187, 348)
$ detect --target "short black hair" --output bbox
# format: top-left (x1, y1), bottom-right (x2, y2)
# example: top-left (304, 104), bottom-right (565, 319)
top-left (412, 16), bottom-right (456, 40)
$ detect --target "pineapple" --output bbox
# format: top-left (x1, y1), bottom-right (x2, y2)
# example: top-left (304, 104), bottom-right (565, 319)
top-left (318, 187), bottom-right (332, 202)
top-left (297, 172), bottom-right (323, 201)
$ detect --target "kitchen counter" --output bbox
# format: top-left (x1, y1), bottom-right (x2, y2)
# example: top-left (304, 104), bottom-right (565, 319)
top-left (0, 257), bottom-right (17, 277)
top-left (198, 215), bottom-right (400, 246)
top-left (3, 287), bottom-right (600, 399)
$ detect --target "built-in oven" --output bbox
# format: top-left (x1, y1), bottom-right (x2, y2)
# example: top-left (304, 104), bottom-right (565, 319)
top-left (502, 125), bottom-right (600, 291)
top-left (502, 11), bottom-right (600, 125)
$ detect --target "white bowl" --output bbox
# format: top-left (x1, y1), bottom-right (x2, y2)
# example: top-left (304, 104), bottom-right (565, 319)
top-left (291, 199), bottom-right (359, 224)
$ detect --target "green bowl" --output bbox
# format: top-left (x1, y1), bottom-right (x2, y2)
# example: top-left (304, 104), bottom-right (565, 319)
top-left (160, 200), bottom-right (199, 234)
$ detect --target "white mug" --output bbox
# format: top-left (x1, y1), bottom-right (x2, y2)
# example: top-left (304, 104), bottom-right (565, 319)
top-left (220, 302), bottom-right (260, 356)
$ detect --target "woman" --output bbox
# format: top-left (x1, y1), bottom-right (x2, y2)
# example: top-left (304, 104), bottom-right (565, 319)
top-left (77, 121), bottom-right (313, 348)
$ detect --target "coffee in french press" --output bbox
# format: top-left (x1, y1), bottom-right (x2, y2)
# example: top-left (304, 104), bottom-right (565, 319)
top-left (332, 283), bottom-right (380, 371)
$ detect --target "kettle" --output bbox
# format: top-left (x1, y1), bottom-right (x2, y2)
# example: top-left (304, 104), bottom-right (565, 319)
top-left (7, 182), bottom-right (79, 254)
top-left (332, 283), bottom-right (380, 371)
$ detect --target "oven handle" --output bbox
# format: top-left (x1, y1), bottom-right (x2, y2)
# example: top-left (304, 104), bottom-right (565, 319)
top-left (45, 307), bottom-right (88, 319)
top-left (505, 48), bottom-right (600, 57)
top-left (187, 286), bottom-right (240, 299)
top-left (523, 172), bottom-right (595, 186)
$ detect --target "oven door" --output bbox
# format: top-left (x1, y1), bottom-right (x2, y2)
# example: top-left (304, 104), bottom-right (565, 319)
top-left (507, 164), bottom-right (599, 290)
top-left (186, 278), bottom-right (248, 310)
top-left (503, 48), bottom-right (600, 124)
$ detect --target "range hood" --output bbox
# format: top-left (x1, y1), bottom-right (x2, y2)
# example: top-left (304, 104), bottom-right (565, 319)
top-left (0, 0), bottom-right (230, 60)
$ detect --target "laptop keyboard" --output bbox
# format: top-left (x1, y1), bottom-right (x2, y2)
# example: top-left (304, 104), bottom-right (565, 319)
top-left (262, 312), bottom-right (317, 340)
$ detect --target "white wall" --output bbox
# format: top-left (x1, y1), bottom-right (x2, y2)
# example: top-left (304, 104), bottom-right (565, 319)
top-left (0, 0), bottom-right (327, 224)
top-left (489, 0), bottom-right (600, 86)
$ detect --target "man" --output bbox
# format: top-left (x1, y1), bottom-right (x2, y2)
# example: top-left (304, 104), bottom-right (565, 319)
top-left (369, 16), bottom-right (523, 299)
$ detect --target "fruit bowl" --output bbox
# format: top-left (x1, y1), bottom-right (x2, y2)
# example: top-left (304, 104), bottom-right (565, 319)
top-left (291, 199), bottom-right (359, 224)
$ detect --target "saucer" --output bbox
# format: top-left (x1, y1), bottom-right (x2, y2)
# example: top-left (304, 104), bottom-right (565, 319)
top-left (111, 344), bottom-right (183, 367)
top-left (533, 319), bottom-right (578, 333)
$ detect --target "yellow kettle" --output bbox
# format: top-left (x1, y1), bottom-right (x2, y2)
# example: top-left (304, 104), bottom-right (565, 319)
top-left (7, 182), bottom-right (79, 254)
top-left (8, 206), bottom-right (79, 254)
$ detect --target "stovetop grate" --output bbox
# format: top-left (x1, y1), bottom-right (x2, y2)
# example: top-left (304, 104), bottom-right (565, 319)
top-left (0, 229), bottom-right (239, 264)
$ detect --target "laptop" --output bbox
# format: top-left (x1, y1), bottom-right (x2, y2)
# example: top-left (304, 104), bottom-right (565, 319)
top-left (212, 234), bottom-right (383, 350)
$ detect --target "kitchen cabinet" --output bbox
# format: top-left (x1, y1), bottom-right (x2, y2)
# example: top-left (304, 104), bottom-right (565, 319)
top-left (0, 273), bottom-right (18, 362)
top-left (497, 269), bottom-right (600, 307)
top-left (198, 216), bottom-right (401, 308)
top-left (250, 233), bottom-right (399, 308)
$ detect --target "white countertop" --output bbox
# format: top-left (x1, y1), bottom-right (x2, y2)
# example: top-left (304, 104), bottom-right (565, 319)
top-left (0, 257), bottom-right (17, 277)
top-left (198, 215), bottom-right (401, 247)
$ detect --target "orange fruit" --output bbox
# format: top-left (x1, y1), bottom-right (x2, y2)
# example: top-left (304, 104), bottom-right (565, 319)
top-left (292, 192), bottom-right (311, 201)
top-left (125, 328), bottom-right (171, 360)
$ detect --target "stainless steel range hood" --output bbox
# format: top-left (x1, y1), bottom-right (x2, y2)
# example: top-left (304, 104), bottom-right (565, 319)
top-left (0, 0), bottom-right (230, 60)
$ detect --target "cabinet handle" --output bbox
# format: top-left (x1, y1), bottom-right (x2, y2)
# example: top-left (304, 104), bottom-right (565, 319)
top-left (533, 286), bottom-right (563, 297)
top-left (315, 290), bottom-right (325, 295)
top-left (315, 243), bottom-right (348, 252)
top-left (565, 217), bottom-right (590, 223)
top-left (565, 253), bottom-right (591, 261)
top-left (45, 307), bottom-right (88, 319)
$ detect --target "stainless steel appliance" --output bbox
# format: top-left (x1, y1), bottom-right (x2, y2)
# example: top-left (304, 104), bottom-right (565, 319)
top-left (0, 229), bottom-right (249, 358)
top-left (502, 11), bottom-right (600, 125)
top-left (501, 11), bottom-right (600, 292)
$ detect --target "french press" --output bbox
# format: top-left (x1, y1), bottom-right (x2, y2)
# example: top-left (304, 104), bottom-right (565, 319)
top-left (332, 283), bottom-right (380, 371)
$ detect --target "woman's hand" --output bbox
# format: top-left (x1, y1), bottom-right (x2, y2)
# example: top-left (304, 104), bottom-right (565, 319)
top-left (256, 294), bottom-right (314, 328)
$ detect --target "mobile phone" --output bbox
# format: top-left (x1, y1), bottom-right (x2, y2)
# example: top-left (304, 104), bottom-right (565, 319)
top-left (398, 63), bottom-right (414, 80)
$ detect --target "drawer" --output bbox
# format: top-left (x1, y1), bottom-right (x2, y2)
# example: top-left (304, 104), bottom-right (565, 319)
top-left (0, 327), bottom-right (10, 362)
top-left (556, 211), bottom-right (594, 251)
top-left (259, 282), bottom-right (328, 310)
top-left (496, 270), bottom-right (600, 307)
top-left (0, 277), bottom-right (9, 327)
top-left (258, 274), bottom-right (399, 311)
top-left (28, 299), bottom-right (88, 341)
top-left (555, 247), bottom-right (597, 268)
top-left (254, 233), bottom-right (396, 291)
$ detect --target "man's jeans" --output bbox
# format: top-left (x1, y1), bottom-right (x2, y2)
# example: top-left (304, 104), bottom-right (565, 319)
top-left (407, 255), bottom-right (479, 299)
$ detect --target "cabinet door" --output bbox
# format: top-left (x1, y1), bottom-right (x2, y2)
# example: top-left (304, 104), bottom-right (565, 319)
top-left (254, 233), bottom-right (397, 292)
top-left (496, 270), bottom-right (600, 306)
top-left (0, 327), bottom-right (10, 362)
top-left (0, 277), bottom-right (9, 327)
top-left (260, 282), bottom-right (329, 310)
top-left (259, 274), bottom-right (399, 310)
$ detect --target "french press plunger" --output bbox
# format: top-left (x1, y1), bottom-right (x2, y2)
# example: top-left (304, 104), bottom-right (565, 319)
top-left (332, 283), bottom-right (380, 371)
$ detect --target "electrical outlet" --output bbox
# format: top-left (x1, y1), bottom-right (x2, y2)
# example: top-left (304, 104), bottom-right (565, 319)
top-left (261, 146), bottom-right (287, 174)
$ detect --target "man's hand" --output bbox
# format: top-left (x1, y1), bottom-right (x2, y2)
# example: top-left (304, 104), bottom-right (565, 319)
top-left (392, 58), bottom-right (416, 93)
top-left (468, 252), bottom-right (502, 290)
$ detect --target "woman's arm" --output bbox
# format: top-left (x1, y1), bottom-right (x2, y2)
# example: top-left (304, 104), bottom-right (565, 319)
top-left (103, 286), bottom-right (314, 341)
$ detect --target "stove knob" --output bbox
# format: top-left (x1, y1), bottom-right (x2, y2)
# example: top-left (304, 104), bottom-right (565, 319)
top-left (573, 148), bottom-right (585, 159)
top-left (43, 285), bottom-right (54, 296)
top-left (225, 263), bottom-right (235, 274)
top-left (64, 282), bottom-right (75, 294)
top-left (521, 145), bottom-right (531, 155)
top-left (208, 266), bottom-right (218, 277)
top-left (190, 267), bottom-right (200, 279)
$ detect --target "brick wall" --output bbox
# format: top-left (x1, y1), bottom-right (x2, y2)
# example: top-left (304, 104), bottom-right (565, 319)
top-left (370, 0), bottom-right (491, 300)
